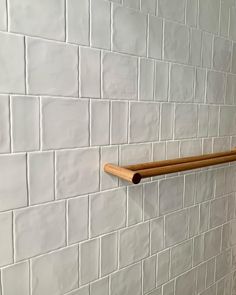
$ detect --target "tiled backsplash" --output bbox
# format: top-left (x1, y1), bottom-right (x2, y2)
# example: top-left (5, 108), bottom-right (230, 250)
top-left (0, 0), bottom-right (236, 294)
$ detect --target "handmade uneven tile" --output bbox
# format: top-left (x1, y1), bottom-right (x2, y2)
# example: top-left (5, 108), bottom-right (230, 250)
top-left (0, 0), bottom-right (7, 30)
top-left (0, 154), bottom-right (27, 211)
top-left (32, 246), bottom-right (78, 295)
top-left (0, 32), bottom-right (25, 93)
top-left (0, 95), bottom-right (10, 153)
top-left (27, 38), bottom-right (78, 96)
top-left (9, 0), bottom-right (65, 40)
top-left (113, 5), bottom-right (146, 56)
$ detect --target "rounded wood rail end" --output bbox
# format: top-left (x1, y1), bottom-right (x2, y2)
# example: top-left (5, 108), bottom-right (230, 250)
top-left (132, 173), bottom-right (142, 184)
top-left (104, 163), bottom-right (141, 184)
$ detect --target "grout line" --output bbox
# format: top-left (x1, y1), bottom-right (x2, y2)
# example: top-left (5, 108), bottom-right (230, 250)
top-left (146, 14), bottom-right (149, 58)
top-left (53, 150), bottom-right (56, 201)
top-left (89, 0), bottom-right (92, 47)
top-left (10, 210), bottom-right (14, 265)
top-left (26, 153), bottom-right (30, 206)
top-left (138, 57), bottom-right (141, 101)
top-left (5, 0), bottom-right (9, 32)
top-left (0, 270), bottom-right (2, 294)
top-left (9, 96), bottom-right (13, 154)
top-left (100, 50), bottom-right (102, 99)
top-left (77, 46), bottom-right (80, 98)
top-left (64, 0), bottom-right (67, 42)
top-left (12, 210), bottom-right (15, 263)
top-left (7, 95), bottom-right (12, 153)
top-left (29, 259), bottom-right (32, 295)
top-left (66, 200), bottom-right (68, 246)
top-left (110, 2), bottom-right (114, 52)
top-left (39, 97), bottom-right (42, 151)
top-left (218, 0), bottom-right (222, 36)
top-left (24, 36), bottom-right (28, 95)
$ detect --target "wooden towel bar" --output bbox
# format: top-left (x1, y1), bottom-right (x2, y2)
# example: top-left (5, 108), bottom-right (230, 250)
top-left (104, 149), bottom-right (236, 184)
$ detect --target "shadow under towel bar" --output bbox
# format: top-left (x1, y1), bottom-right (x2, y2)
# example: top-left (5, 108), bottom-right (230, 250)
top-left (104, 149), bottom-right (236, 184)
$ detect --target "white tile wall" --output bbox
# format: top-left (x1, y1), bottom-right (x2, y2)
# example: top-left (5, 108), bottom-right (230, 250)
top-left (9, 0), bottom-right (65, 41)
top-left (27, 38), bottom-right (78, 96)
top-left (1, 0), bottom-right (236, 294)
top-left (79, 47), bottom-right (101, 98)
top-left (150, 217), bottom-right (164, 254)
top-left (102, 52), bottom-right (138, 99)
top-left (90, 277), bottom-right (109, 295)
top-left (11, 95), bottom-right (39, 152)
top-left (189, 28), bottom-right (202, 66)
top-left (139, 58), bottom-right (155, 101)
top-left (232, 43), bottom-right (236, 73)
top-left (213, 36), bottom-right (232, 72)
top-left (42, 97), bottom-right (89, 150)
top-left (32, 246), bottom-right (78, 295)
top-left (56, 148), bottom-right (99, 198)
top-left (206, 70), bottom-right (226, 104)
top-left (160, 103), bottom-right (174, 140)
top-left (0, 154), bottom-right (27, 211)
top-left (164, 21), bottom-right (189, 64)
top-left (91, 0), bottom-right (111, 50)
top-left (159, 176), bottom-right (184, 215)
top-left (111, 101), bottom-right (128, 144)
top-left (186, 0), bottom-right (198, 27)
top-left (170, 240), bottom-right (193, 278)
top-left (0, 212), bottom-right (13, 267)
top-left (0, 32), bottom-right (25, 93)
top-left (14, 201), bottom-right (66, 260)
top-left (90, 188), bottom-right (126, 237)
top-left (158, 0), bottom-right (185, 23)
top-left (148, 16), bottom-right (163, 59)
top-left (1, 261), bottom-right (30, 295)
top-left (0, 95), bottom-right (10, 153)
top-left (68, 196), bottom-right (89, 244)
top-left (0, 0), bottom-right (7, 31)
top-left (143, 182), bottom-right (158, 219)
top-left (130, 102), bottom-right (159, 142)
top-left (141, 0), bottom-right (156, 14)
top-left (66, 0), bottom-right (89, 45)
top-left (79, 239), bottom-right (99, 285)
top-left (155, 61), bottom-right (169, 100)
top-left (113, 5), bottom-right (147, 56)
top-left (127, 185), bottom-right (143, 225)
top-left (165, 209), bottom-right (188, 247)
top-left (111, 263), bottom-right (142, 295)
top-left (170, 64), bottom-right (195, 102)
top-left (230, 7), bottom-right (236, 41)
top-left (175, 104), bottom-right (198, 139)
top-left (143, 255), bottom-right (156, 293)
top-left (199, 0), bottom-right (220, 34)
top-left (156, 249), bottom-right (170, 286)
top-left (175, 269), bottom-right (196, 295)
top-left (91, 100), bottom-right (110, 145)
top-left (101, 232), bottom-right (118, 276)
top-left (202, 32), bottom-right (213, 68)
top-left (28, 151), bottom-right (54, 205)
top-left (119, 222), bottom-right (149, 267)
